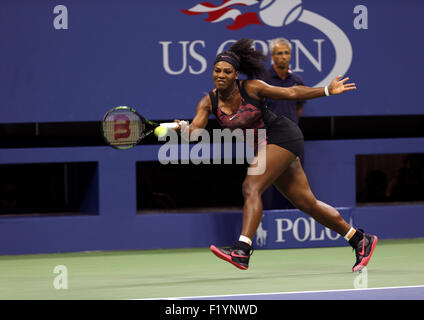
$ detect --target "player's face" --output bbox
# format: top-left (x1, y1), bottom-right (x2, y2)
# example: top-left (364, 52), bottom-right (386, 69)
top-left (213, 61), bottom-right (238, 90)
top-left (271, 43), bottom-right (291, 70)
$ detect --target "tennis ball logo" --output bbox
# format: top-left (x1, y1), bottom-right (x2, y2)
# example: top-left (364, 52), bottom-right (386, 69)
top-left (259, 0), bottom-right (303, 27)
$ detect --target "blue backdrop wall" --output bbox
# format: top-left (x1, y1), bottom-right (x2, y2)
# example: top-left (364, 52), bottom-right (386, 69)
top-left (1, 0), bottom-right (424, 123)
top-left (1, 1), bottom-right (424, 255)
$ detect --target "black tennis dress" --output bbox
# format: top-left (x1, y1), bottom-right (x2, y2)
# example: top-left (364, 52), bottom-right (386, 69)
top-left (209, 79), bottom-right (304, 158)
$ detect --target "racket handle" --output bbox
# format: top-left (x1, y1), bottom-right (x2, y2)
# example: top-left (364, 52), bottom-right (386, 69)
top-left (159, 122), bottom-right (180, 129)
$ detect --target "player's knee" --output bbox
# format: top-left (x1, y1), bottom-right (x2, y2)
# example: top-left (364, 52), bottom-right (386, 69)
top-left (242, 180), bottom-right (261, 199)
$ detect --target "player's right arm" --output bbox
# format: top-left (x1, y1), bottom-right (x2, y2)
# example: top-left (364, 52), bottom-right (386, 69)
top-left (174, 94), bottom-right (211, 137)
top-left (190, 94), bottom-right (212, 132)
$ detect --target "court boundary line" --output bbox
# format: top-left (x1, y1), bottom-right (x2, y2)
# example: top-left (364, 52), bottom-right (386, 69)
top-left (140, 284), bottom-right (424, 300)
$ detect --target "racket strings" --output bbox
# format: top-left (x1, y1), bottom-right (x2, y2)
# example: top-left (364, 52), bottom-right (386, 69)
top-left (103, 110), bottom-right (144, 148)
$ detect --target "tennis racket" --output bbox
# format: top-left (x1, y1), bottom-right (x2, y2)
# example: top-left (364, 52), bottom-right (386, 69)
top-left (102, 106), bottom-right (178, 149)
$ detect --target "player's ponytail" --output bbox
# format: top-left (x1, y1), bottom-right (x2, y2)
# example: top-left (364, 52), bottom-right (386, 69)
top-left (214, 38), bottom-right (268, 80)
top-left (228, 38), bottom-right (268, 79)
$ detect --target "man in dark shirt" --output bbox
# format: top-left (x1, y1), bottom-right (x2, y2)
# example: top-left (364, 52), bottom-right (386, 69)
top-left (265, 37), bottom-right (306, 124)
top-left (263, 38), bottom-right (306, 209)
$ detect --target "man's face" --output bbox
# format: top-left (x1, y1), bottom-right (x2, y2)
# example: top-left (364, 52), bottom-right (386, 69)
top-left (271, 43), bottom-right (291, 70)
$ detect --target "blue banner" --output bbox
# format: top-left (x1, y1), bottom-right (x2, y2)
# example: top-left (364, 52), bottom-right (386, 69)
top-left (1, 0), bottom-right (423, 123)
top-left (253, 208), bottom-right (353, 249)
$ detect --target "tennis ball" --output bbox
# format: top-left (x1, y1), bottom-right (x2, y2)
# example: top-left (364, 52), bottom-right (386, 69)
top-left (154, 126), bottom-right (168, 138)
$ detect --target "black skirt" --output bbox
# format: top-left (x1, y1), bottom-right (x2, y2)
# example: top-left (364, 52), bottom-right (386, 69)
top-left (266, 115), bottom-right (304, 158)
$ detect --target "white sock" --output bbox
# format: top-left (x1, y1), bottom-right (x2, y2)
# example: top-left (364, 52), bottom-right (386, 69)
top-left (344, 227), bottom-right (356, 241)
top-left (239, 235), bottom-right (252, 246)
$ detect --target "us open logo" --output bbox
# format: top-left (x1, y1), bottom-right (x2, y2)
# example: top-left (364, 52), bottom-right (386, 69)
top-left (160, 0), bottom-right (353, 87)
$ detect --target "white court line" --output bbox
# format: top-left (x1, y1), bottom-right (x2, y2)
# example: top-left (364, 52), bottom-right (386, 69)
top-left (138, 284), bottom-right (424, 300)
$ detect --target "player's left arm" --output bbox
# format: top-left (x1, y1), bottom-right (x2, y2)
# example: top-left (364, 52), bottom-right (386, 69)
top-left (247, 76), bottom-right (356, 101)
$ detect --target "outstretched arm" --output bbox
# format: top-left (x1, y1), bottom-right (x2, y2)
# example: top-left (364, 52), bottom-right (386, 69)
top-left (174, 94), bottom-right (211, 137)
top-left (248, 76), bottom-right (357, 101)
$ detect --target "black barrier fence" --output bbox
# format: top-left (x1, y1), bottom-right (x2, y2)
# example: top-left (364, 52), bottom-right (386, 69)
top-left (1, 115), bottom-right (424, 148)
top-left (136, 161), bottom-right (247, 213)
top-left (0, 162), bottom-right (98, 216)
top-left (356, 153), bottom-right (424, 205)
top-left (1, 116), bottom-right (424, 216)
top-left (1, 154), bottom-right (423, 216)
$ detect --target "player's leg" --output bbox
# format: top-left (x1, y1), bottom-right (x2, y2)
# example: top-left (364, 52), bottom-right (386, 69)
top-left (210, 144), bottom-right (296, 270)
top-left (272, 157), bottom-right (351, 235)
top-left (240, 144), bottom-right (296, 239)
top-left (273, 158), bottom-right (378, 272)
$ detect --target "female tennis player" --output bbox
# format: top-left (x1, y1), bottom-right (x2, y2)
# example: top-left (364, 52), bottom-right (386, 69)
top-left (174, 39), bottom-right (377, 272)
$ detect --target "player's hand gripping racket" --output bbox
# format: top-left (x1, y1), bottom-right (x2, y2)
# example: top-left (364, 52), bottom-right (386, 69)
top-left (102, 106), bottom-right (178, 149)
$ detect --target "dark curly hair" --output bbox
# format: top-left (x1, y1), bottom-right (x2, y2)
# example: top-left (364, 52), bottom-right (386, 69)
top-left (217, 38), bottom-right (268, 80)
